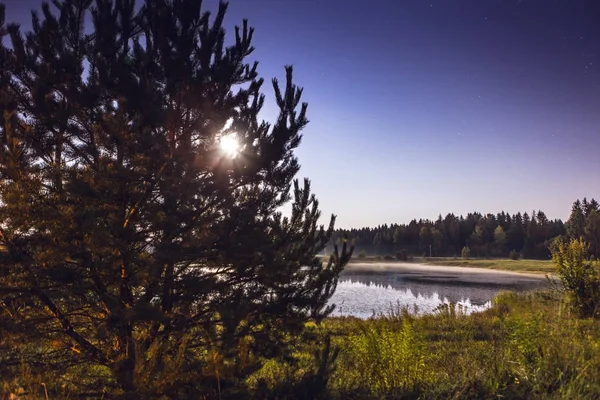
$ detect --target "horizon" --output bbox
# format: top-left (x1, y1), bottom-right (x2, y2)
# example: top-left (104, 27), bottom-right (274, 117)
top-left (330, 206), bottom-right (573, 231)
top-left (5, 0), bottom-right (600, 229)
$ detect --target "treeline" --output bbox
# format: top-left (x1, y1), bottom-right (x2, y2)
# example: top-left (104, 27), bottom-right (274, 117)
top-left (566, 198), bottom-right (600, 257)
top-left (328, 198), bottom-right (600, 260)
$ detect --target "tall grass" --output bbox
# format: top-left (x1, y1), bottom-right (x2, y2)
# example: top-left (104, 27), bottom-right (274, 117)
top-left (246, 290), bottom-right (600, 399)
top-left (334, 318), bottom-right (428, 397)
top-left (3, 290), bottom-right (599, 399)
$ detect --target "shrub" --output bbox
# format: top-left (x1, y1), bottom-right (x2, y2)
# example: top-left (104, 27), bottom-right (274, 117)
top-left (383, 254), bottom-right (395, 261)
top-left (338, 320), bottom-right (428, 396)
top-left (551, 238), bottom-right (600, 318)
top-left (396, 249), bottom-right (408, 261)
top-left (357, 250), bottom-right (367, 259)
top-left (461, 246), bottom-right (471, 259)
top-left (509, 250), bottom-right (520, 260)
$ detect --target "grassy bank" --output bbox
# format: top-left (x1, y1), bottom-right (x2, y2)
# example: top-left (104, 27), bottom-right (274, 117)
top-left (342, 255), bottom-right (555, 274)
top-left (4, 290), bottom-right (599, 399)
top-left (422, 258), bottom-right (555, 274)
top-left (248, 290), bottom-right (600, 399)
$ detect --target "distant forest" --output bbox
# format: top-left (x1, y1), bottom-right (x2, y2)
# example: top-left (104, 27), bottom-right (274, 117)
top-left (327, 198), bottom-right (600, 260)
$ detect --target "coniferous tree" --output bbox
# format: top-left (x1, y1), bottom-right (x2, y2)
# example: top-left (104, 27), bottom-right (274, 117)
top-left (582, 197), bottom-right (591, 216)
top-left (567, 200), bottom-right (586, 239)
top-left (494, 225), bottom-right (507, 256)
top-left (585, 210), bottom-right (600, 258)
top-left (0, 1), bottom-right (351, 397)
top-left (588, 198), bottom-right (600, 214)
top-left (431, 227), bottom-right (443, 255)
top-left (331, 208), bottom-right (567, 260)
top-left (506, 212), bottom-right (525, 253)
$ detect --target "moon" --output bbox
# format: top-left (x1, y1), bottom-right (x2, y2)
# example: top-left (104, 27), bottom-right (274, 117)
top-left (219, 133), bottom-right (240, 158)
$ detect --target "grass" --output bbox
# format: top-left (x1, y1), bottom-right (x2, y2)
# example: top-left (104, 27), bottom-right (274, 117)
top-left (4, 290), bottom-right (599, 399)
top-left (422, 258), bottom-right (556, 274)
top-left (341, 255), bottom-right (555, 274)
top-left (247, 290), bottom-right (600, 399)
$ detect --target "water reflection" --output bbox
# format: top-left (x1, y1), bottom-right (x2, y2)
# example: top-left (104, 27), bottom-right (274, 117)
top-left (329, 280), bottom-right (493, 318)
top-left (328, 266), bottom-right (549, 318)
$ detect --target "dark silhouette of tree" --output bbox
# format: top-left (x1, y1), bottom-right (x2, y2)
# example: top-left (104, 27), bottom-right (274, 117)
top-left (419, 226), bottom-right (433, 253)
top-left (0, 1), bottom-right (351, 397)
top-left (589, 199), bottom-right (600, 214)
top-left (585, 210), bottom-right (600, 258)
top-left (567, 200), bottom-right (586, 240)
top-left (329, 207), bottom-right (569, 260)
top-left (581, 197), bottom-right (599, 217)
top-left (494, 226), bottom-right (507, 256)
top-left (507, 212), bottom-right (525, 254)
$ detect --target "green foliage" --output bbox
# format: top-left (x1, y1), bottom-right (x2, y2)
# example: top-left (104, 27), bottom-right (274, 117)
top-left (336, 319), bottom-right (428, 397)
top-left (0, 0), bottom-right (352, 397)
top-left (461, 246), bottom-right (471, 259)
top-left (357, 250), bottom-right (366, 259)
top-left (246, 291), bottom-right (600, 399)
top-left (382, 254), bottom-right (394, 261)
top-left (509, 250), bottom-right (521, 260)
top-left (329, 209), bottom-right (567, 260)
top-left (551, 239), bottom-right (600, 318)
top-left (494, 225), bottom-right (507, 252)
top-left (6, 287), bottom-right (600, 399)
top-left (585, 210), bottom-right (600, 257)
top-left (566, 198), bottom-right (600, 258)
top-left (567, 200), bottom-right (586, 240)
top-left (247, 332), bottom-right (339, 400)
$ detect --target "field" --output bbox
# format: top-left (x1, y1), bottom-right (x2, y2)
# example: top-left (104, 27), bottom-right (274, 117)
top-left (344, 256), bottom-right (556, 274)
top-left (421, 257), bottom-right (556, 274)
top-left (4, 256), bottom-right (594, 399)
top-left (248, 290), bottom-right (600, 399)
top-left (4, 289), bottom-right (600, 399)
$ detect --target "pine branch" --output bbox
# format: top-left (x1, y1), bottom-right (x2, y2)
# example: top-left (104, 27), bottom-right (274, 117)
top-left (31, 286), bottom-right (108, 365)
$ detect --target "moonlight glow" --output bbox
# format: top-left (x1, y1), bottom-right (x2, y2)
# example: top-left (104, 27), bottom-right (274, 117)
top-left (219, 133), bottom-right (240, 158)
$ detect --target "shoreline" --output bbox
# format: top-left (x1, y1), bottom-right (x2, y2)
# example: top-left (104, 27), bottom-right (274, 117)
top-left (342, 261), bottom-right (551, 281)
top-left (339, 257), bottom-right (556, 275)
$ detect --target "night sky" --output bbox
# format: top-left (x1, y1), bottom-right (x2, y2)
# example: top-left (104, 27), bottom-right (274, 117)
top-left (4, 0), bottom-right (600, 228)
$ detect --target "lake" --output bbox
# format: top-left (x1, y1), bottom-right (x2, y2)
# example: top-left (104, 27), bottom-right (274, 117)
top-left (328, 262), bottom-right (550, 318)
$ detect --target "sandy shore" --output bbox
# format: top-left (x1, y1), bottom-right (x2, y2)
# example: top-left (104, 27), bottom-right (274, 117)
top-left (342, 262), bottom-right (550, 286)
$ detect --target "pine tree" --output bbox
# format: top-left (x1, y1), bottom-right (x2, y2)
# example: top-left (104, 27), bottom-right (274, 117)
top-left (0, 1), bottom-right (351, 397)
top-left (494, 225), bottom-right (507, 256)
top-left (567, 200), bottom-right (586, 239)
top-left (522, 211), bottom-right (538, 258)
top-left (584, 198), bottom-right (600, 218)
top-left (506, 212), bottom-right (525, 253)
top-left (585, 210), bottom-right (600, 258)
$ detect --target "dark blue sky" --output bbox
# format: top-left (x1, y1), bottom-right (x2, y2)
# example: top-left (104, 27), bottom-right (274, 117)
top-left (5, 0), bottom-right (600, 228)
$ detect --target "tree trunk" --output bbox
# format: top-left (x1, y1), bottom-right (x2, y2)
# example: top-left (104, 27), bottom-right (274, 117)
top-left (116, 257), bottom-right (136, 399)
top-left (114, 330), bottom-right (137, 400)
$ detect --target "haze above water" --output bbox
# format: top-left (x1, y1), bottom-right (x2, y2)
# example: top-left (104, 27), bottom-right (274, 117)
top-left (328, 263), bottom-right (550, 319)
